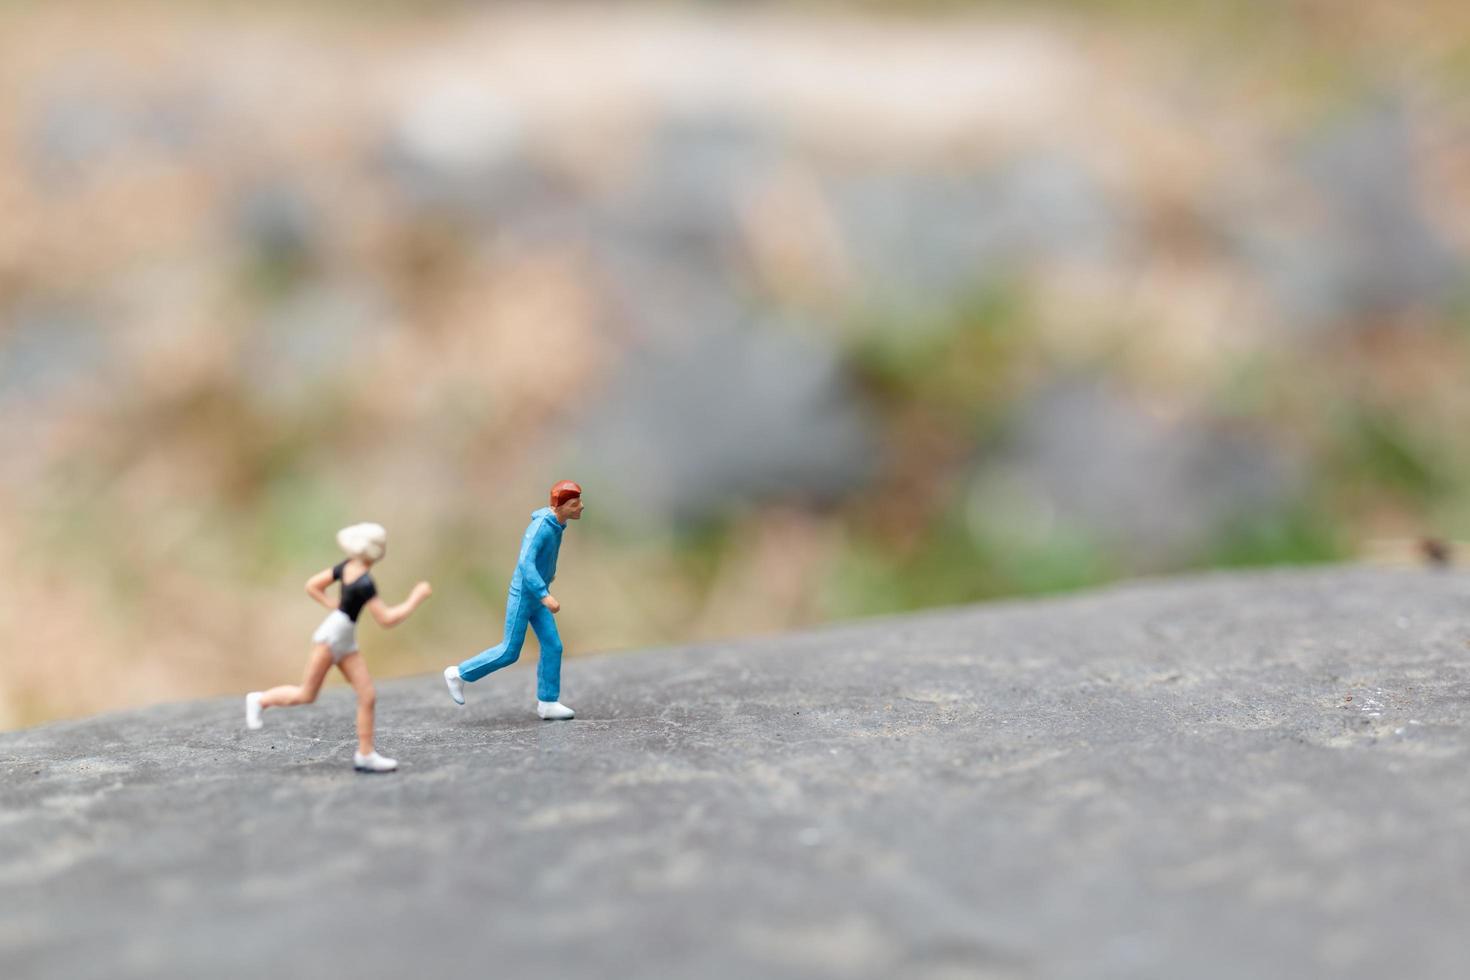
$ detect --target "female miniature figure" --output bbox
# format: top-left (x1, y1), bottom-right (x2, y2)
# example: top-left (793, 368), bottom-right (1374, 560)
top-left (245, 522), bottom-right (431, 773)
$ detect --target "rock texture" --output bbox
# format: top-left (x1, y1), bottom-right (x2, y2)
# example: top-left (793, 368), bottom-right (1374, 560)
top-left (4, 567), bottom-right (1470, 979)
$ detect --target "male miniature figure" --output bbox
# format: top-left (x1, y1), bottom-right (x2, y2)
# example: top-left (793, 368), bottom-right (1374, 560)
top-left (444, 481), bottom-right (583, 719)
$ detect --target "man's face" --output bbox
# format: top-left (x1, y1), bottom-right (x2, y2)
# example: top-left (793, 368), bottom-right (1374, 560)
top-left (560, 496), bottom-right (584, 521)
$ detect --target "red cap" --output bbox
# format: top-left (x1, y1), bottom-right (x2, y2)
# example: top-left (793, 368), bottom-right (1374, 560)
top-left (550, 480), bottom-right (583, 507)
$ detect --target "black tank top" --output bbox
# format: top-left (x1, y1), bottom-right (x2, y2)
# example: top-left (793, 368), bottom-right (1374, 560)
top-left (332, 561), bottom-right (377, 622)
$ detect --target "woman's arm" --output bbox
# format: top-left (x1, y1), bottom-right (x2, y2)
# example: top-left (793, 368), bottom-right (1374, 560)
top-left (305, 567), bottom-right (336, 610)
top-left (366, 582), bottom-right (432, 628)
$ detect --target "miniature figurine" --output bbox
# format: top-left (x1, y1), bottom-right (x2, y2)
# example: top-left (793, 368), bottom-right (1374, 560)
top-left (245, 522), bottom-right (432, 772)
top-left (444, 481), bottom-right (583, 719)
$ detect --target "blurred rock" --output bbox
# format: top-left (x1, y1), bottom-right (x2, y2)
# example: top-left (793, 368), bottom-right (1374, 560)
top-left (393, 77), bottom-right (524, 177)
top-left (0, 302), bottom-right (109, 483)
top-left (231, 180), bottom-right (320, 271)
top-left (595, 236), bottom-right (748, 343)
top-left (0, 302), bottom-right (108, 407)
top-left (27, 84), bottom-right (126, 182)
top-left (831, 153), bottom-right (1123, 306)
top-left (630, 114), bottom-right (780, 238)
top-left (134, 89), bottom-right (205, 155)
top-left (27, 78), bottom-right (204, 184)
top-left (1234, 100), bottom-right (1460, 328)
top-left (972, 379), bottom-right (1296, 562)
top-left (590, 114), bottom-right (778, 340)
top-left (378, 80), bottom-right (550, 225)
top-left (242, 281), bottom-right (393, 409)
top-left (573, 325), bottom-right (875, 526)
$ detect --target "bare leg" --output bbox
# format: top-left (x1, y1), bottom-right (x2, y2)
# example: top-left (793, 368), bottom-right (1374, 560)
top-left (259, 644), bottom-right (335, 709)
top-left (336, 652), bottom-right (376, 756)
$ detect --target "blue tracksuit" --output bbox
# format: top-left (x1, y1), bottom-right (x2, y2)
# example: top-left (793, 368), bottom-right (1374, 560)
top-left (458, 508), bottom-right (567, 702)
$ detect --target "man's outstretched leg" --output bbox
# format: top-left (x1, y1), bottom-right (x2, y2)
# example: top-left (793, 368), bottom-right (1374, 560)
top-left (445, 592), bottom-right (531, 705)
top-left (529, 604), bottom-right (573, 720)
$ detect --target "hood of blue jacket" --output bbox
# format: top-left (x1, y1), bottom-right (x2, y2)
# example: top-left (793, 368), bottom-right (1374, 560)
top-left (531, 507), bottom-right (565, 531)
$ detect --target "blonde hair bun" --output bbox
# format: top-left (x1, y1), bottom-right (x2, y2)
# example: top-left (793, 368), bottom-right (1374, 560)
top-left (336, 522), bottom-right (387, 562)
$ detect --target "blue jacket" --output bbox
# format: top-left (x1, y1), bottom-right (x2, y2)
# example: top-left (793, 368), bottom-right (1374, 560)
top-left (512, 507), bottom-right (565, 599)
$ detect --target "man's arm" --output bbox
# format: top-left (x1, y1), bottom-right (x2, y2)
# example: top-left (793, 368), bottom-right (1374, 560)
top-left (517, 524), bottom-right (550, 600)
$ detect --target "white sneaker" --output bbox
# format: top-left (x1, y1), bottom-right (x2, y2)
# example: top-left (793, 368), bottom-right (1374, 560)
top-left (537, 701), bottom-right (575, 720)
top-left (444, 665), bottom-right (465, 705)
top-left (245, 692), bottom-right (263, 730)
top-left (354, 751), bottom-right (398, 773)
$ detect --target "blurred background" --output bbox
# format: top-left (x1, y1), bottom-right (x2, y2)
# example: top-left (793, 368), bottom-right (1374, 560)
top-left (2, 0), bottom-right (1469, 729)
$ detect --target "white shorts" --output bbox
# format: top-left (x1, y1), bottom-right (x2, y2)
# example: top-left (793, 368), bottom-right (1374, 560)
top-left (312, 610), bottom-right (359, 662)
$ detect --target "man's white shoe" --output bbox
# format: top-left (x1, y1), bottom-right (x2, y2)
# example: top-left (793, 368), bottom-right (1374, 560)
top-left (245, 692), bottom-right (264, 730)
top-left (444, 665), bottom-right (465, 705)
top-left (537, 701), bottom-right (575, 720)
top-left (354, 751), bottom-right (398, 773)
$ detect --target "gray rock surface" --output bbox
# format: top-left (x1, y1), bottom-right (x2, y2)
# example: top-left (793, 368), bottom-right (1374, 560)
top-left (4, 567), bottom-right (1470, 980)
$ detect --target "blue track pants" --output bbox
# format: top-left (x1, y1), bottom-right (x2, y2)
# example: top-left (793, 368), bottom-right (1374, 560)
top-left (458, 589), bottom-right (563, 702)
